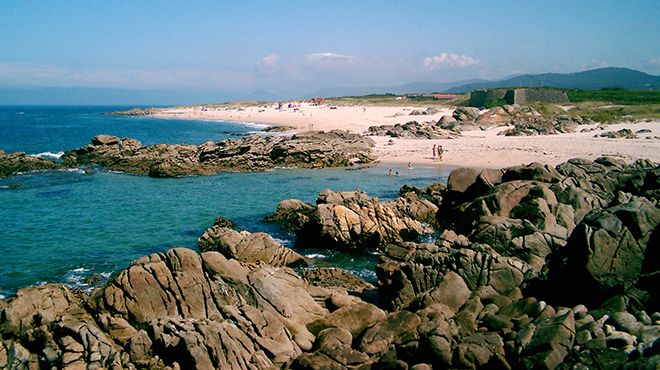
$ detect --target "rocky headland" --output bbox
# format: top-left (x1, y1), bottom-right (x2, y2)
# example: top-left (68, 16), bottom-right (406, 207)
top-left (2, 157), bottom-right (658, 369)
top-left (108, 108), bottom-right (160, 116)
top-left (60, 131), bottom-right (376, 177)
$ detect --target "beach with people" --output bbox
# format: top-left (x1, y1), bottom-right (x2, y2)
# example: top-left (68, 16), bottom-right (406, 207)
top-left (149, 102), bottom-right (660, 168)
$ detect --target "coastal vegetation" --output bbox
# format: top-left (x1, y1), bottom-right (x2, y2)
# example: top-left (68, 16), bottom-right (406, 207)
top-left (567, 88), bottom-right (660, 105)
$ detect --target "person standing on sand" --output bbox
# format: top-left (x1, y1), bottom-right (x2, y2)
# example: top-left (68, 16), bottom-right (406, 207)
top-left (438, 145), bottom-right (444, 160)
top-left (432, 144), bottom-right (437, 158)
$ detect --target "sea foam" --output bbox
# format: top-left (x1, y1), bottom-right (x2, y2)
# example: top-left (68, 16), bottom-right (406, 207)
top-left (32, 151), bottom-right (64, 159)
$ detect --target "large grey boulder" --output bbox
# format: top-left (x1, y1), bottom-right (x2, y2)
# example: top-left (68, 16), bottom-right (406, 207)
top-left (452, 107), bottom-right (480, 122)
top-left (268, 189), bottom-right (435, 251)
top-left (546, 198), bottom-right (659, 307)
top-left (198, 226), bottom-right (307, 267)
top-left (0, 248), bottom-right (331, 369)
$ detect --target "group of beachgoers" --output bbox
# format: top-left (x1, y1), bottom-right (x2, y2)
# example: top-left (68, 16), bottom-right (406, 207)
top-left (386, 144), bottom-right (445, 176)
top-left (432, 144), bottom-right (444, 160)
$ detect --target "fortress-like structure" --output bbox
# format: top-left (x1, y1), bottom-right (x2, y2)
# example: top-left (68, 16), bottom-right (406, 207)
top-left (469, 87), bottom-right (569, 107)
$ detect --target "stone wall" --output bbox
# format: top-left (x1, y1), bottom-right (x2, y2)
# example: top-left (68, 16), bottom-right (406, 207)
top-left (513, 88), bottom-right (569, 105)
top-left (469, 88), bottom-right (569, 107)
top-left (469, 89), bottom-right (509, 107)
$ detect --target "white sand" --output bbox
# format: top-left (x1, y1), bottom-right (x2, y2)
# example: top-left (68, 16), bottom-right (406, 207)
top-left (152, 104), bottom-right (660, 169)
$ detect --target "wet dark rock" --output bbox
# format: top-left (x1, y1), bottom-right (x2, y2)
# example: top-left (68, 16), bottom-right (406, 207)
top-left (212, 215), bottom-right (236, 229)
top-left (0, 150), bottom-right (64, 178)
top-left (264, 199), bottom-right (315, 231)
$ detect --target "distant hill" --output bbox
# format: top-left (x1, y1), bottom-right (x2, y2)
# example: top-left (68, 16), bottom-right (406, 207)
top-left (306, 68), bottom-right (660, 99)
top-left (446, 67), bottom-right (660, 93)
top-left (307, 79), bottom-right (486, 98)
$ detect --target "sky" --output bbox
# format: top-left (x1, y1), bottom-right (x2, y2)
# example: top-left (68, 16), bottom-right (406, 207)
top-left (1, 0), bottom-right (659, 103)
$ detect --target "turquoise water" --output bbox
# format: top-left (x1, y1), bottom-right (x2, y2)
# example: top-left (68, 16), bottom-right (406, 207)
top-left (0, 106), bottom-right (450, 298)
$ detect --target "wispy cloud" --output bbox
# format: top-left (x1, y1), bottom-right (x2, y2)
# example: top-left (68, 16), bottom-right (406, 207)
top-left (423, 53), bottom-right (479, 69)
top-left (256, 52), bottom-right (376, 82)
top-left (255, 53), bottom-right (279, 75)
top-left (305, 52), bottom-right (357, 63)
top-left (648, 57), bottom-right (660, 66)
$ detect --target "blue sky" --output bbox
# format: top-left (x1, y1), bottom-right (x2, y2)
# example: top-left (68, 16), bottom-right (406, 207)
top-left (1, 0), bottom-right (658, 101)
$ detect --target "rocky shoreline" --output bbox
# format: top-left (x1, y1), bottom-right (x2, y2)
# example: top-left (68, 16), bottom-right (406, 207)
top-left (0, 131), bottom-right (377, 180)
top-left (2, 157), bottom-right (658, 369)
top-left (61, 131), bottom-right (376, 177)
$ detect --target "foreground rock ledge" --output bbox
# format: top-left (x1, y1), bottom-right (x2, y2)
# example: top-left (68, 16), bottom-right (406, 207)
top-left (62, 131), bottom-right (376, 177)
top-left (2, 158), bottom-right (658, 369)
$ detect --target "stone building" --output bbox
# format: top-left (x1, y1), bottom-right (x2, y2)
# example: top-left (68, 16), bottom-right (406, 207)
top-left (469, 88), bottom-right (569, 107)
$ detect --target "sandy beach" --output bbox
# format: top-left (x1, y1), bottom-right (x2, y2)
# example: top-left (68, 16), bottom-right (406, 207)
top-left (153, 104), bottom-right (660, 169)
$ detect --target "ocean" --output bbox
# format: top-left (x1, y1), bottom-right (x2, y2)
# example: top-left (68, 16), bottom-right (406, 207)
top-left (0, 106), bottom-right (450, 298)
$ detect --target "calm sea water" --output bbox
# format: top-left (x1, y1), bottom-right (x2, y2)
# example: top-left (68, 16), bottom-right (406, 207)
top-left (0, 106), bottom-right (450, 298)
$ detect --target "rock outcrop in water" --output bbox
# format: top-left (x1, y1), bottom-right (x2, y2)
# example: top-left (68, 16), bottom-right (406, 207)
top-left (108, 107), bottom-right (160, 116)
top-left (198, 225), bottom-right (308, 267)
top-left (2, 158), bottom-right (658, 369)
top-left (265, 188), bottom-right (438, 250)
top-left (0, 150), bottom-right (63, 178)
top-left (62, 131), bottom-right (376, 177)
